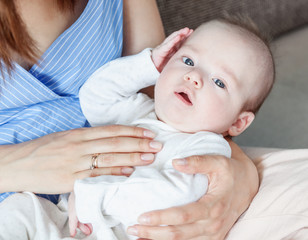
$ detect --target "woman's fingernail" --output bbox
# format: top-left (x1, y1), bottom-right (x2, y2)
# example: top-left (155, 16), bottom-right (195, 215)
top-left (144, 130), bottom-right (156, 138)
top-left (127, 227), bottom-right (138, 236)
top-left (122, 167), bottom-right (134, 174)
top-left (174, 158), bottom-right (187, 165)
top-left (141, 153), bottom-right (154, 161)
top-left (138, 215), bottom-right (151, 224)
top-left (149, 141), bottom-right (162, 150)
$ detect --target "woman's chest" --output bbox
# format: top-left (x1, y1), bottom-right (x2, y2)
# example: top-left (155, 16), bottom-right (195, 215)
top-left (15, 0), bottom-right (88, 68)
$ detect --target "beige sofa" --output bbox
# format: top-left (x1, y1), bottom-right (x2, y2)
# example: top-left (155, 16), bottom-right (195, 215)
top-left (156, 1), bottom-right (308, 239)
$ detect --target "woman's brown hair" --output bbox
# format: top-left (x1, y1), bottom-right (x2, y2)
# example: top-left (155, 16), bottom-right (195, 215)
top-left (0, 0), bottom-right (75, 75)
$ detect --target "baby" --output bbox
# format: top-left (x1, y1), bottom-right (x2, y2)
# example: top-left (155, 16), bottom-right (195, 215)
top-left (69, 18), bottom-right (275, 239)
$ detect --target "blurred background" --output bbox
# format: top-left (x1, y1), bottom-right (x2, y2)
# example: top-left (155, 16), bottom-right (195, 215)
top-left (235, 26), bottom-right (308, 149)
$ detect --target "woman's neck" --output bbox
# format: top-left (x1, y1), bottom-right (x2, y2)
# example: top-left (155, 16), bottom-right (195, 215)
top-left (14, 0), bottom-right (88, 69)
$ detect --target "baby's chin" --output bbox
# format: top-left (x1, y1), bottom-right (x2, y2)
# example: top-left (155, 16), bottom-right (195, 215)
top-left (155, 112), bottom-right (200, 133)
top-left (155, 111), bottom-right (226, 134)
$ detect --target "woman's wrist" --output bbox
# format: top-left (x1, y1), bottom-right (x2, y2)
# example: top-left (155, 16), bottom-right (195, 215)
top-left (0, 144), bottom-right (21, 193)
top-left (228, 139), bottom-right (259, 210)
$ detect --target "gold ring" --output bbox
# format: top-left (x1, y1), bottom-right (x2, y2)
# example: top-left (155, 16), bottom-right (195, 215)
top-left (90, 154), bottom-right (99, 170)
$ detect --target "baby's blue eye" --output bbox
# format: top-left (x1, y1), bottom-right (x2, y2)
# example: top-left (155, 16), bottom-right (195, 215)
top-left (182, 57), bottom-right (194, 66)
top-left (213, 78), bottom-right (225, 88)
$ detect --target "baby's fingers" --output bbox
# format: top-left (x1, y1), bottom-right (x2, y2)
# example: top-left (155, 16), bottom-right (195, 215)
top-left (152, 27), bottom-right (193, 71)
top-left (164, 27), bottom-right (192, 44)
top-left (160, 27), bottom-right (193, 52)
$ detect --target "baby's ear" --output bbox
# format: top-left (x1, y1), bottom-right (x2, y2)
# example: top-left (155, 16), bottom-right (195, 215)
top-left (227, 111), bottom-right (255, 137)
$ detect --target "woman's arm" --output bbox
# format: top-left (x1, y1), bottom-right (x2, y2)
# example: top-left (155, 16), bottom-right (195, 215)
top-left (127, 139), bottom-right (259, 240)
top-left (122, 0), bottom-right (165, 56)
top-left (0, 0), bottom-right (166, 197)
top-left (0, 126), bottom-right (161, 194)
top-left (122, 0), bottom-right (165, 99)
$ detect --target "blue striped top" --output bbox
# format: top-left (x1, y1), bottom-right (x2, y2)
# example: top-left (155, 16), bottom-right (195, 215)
top-left (0, 0), bottom-right (123, 203)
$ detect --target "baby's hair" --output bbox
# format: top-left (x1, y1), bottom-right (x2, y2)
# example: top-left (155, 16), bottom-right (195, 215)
top-left (215, 14), bottom-right (276, 114)
top-left (0, 0), bottom-right (75, 77)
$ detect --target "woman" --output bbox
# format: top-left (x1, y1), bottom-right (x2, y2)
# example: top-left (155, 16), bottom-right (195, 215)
top-left (0, 0), bottom-right (258, 239)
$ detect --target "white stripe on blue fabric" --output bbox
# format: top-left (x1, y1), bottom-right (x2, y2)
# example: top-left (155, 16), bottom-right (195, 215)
top-left (0, 0), bottom-right (123, 204)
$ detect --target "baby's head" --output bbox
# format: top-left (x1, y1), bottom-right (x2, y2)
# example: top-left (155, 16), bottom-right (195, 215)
top-left (154, 18), bottom-right (275, 136)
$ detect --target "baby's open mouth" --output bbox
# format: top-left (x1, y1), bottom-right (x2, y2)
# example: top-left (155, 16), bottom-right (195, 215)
top-left (176, 92), bottom-right (193, 105)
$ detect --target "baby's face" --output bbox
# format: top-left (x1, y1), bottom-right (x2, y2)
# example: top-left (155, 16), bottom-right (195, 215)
top-left (154, 21), bottom-right (264, 134)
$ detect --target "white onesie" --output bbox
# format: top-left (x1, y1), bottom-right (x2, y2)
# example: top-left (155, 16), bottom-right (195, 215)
top-left (77, 49), bottom-right (231, 239)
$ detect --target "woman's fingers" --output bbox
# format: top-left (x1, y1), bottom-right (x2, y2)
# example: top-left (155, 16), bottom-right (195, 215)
top-left (75, 138), bottom-right (161, 172)
top-left (127, 154), bottom-right (244, 240)
top-left (76, 166), bottom-right (135, 179)
top-left (83, 137), bottom-right (162, 155)
top-left (3, 125), bottom-right (160, 194)
top-left (137, 202), bottom-right (207, 226)
top-left (128, 221), bottom-right (218, 240)
top-left (129, 201), bottom-right (228, 240)
top-left (76, 125), bottom-right (156, 141)
top-left (134, 196), bottom-right (227, 230)
top-left (49, 125), bottom-right (162, 172)
top-left (81, 152), bottom-right (155, 169)
top-left (128, 224), bottom-right (192, 240)
top-left (172, 155), bottom-right (231, 175)
top-left (129, 199), bottom-right (223, 239)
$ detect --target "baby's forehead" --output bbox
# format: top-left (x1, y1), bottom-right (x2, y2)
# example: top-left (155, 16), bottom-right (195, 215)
top-left (181, 22), bottom-right (262, 57)
top-left (186, 22), bottom-right (269, 81)
top-left (193, 20), bottom-right (256, 44)
top-left (189, 21), bottom-right (268, 62)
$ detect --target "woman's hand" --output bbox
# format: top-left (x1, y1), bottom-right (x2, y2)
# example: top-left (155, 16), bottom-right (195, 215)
top-left (0, 125), bottom-right (162, 194)
top-left (127, 141), bottom-right (259, 240)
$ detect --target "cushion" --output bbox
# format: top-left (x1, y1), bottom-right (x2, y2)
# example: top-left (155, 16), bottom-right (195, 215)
top-left (226, 148), bottom-right (308, 239)
top-left (157, 0), bottom-right (308, 38)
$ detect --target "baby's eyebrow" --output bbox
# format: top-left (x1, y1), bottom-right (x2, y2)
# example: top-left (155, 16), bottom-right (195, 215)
top-left (219, 64), bottom-right (238, 86)
top-left (181, 44), bottom-right (198, 53)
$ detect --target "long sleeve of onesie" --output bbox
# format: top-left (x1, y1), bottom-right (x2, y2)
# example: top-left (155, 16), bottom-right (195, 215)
top-left (79, 48), bottom-right (159, 127)
top-left (77, 49), bottom-right (231, 239)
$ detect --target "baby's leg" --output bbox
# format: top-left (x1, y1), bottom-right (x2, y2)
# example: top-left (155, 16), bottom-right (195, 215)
top-left (0, 192), bottom-right (71, 239)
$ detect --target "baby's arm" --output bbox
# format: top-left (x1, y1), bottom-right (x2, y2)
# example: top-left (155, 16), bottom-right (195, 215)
top-left (79, 49), bottom-right (159, 127)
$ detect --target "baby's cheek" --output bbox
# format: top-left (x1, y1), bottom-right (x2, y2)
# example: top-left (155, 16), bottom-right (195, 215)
top-left (199, 102), bottom-right (231, 131)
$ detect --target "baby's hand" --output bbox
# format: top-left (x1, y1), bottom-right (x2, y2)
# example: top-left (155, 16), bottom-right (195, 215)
top-left (152, 27), bottom-right (193, 72)
top-left (68, 192), bottom-right (93, 237)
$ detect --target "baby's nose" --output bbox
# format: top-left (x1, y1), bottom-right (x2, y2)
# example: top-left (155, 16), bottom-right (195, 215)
top-left (184, 73), bottom-right (202, 88)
